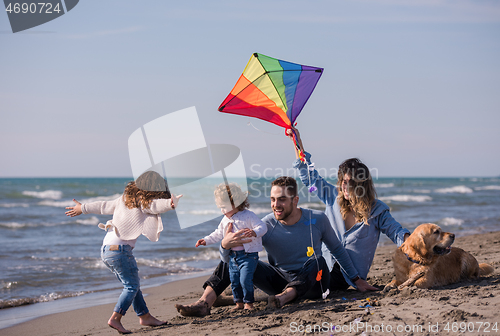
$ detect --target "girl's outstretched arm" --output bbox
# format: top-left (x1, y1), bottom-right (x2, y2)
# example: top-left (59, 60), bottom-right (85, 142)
top-left (65, 199), bottom-right (82, 217)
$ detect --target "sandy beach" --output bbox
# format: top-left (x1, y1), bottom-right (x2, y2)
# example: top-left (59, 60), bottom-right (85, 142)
top-left (2, 230), bottom-right (500, 336)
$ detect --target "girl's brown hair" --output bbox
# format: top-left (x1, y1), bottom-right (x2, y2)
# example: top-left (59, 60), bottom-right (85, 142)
top-left (337, 158), bottom-right (376, 225)
top-left (124, 171), bottom-right (171, 209)
top-left (214, 183), bottom-right (249, 212)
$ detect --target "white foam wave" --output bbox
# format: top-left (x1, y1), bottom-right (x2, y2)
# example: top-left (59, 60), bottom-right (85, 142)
top-left (249, 207), bottom-right (273, 214)
top-left (0, 281), bottom-right (17, 290)
top-left (375, 183), bottom-right (394, 188)
top-left (76, 216), bottom-right (100, 225)
top-left (379, 195), bottom-right (432, 203)
top-left (413, 189), bottom-right (431, 194)
top-left (0, 203), bottom-right (29, 208)
top-left (299, 203), bottom-right (326, 210)
top-left (435, 186), bottom-right (473, 194)
top-left (475, 185), bottom-right (500, 191)
top-left (0, 222), bottom-right (28, 228)
top-left (40, 193), bottom-right (122, 207)
top-left (439, 217), bottom-right (465, 226)
top-left (22, 190), bottom-right (62, 200)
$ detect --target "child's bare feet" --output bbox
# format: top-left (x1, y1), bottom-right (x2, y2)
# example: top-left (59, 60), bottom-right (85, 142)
top-left (232, 302), bottom-right (244, 310)
top-left (108, 312), bottom-right (131, 334)
top-left (139, 312), bottom-right (168, 326)
top-left (244, 303), bottom-right (254, 310)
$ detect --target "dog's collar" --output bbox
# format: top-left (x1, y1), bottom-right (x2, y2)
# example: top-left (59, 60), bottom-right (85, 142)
top-left (405, 253), bottom-right (424, 265)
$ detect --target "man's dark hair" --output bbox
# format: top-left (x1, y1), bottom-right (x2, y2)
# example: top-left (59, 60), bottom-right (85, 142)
top-left (271, 176), bottom-right (298, 197)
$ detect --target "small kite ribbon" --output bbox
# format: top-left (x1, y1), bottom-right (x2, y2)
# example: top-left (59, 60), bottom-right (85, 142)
top-left (306, 246), bottom-right (314, 257)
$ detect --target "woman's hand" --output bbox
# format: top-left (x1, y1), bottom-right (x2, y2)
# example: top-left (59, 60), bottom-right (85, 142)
top-left (355, 278), bottom-right (379, 292)
top-left (221, 222), bottom-right (252, 249)
top-left (171, 194), bottom-right (183, 209)
top-left (286, 126), bottom-right (305, 159)
top-left (65, 199), bottom-right (82, 217)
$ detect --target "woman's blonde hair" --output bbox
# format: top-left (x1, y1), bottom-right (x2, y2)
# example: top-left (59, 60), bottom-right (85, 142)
top-left (214, 183), bottom-right (249, 212)
top-left (124, 171), bottom-right (171, 209)
top-left (337, 158), bottom-right (376, 225)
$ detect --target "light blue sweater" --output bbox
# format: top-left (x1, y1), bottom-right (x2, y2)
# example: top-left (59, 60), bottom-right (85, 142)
top-left (293, 151), bottom-right (410, 288)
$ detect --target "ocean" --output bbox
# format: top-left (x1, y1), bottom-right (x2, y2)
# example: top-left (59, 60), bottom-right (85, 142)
top-left (1, 176), bottom-right (499, 328)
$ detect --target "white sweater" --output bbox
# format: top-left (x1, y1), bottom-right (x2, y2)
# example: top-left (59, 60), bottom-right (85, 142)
top-left (203, 209), bottom-right (267, 253)
top-left (82, 195), bottom-right (173, 243)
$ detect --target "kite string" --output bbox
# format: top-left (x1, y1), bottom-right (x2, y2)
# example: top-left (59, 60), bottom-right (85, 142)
top-left (307, 163), bottom-right (350, 290)
top-left (247, 122), bottom-right (281, 136)
top-left (307, 161), bottom-right (327, 299)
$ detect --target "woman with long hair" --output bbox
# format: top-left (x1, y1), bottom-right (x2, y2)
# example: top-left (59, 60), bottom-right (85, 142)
top-left (288, 127), bottom-right (410, 291)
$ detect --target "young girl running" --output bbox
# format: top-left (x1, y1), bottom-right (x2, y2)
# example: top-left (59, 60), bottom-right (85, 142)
top-left (195, 183), bottom-right (266, 310)
top-left (65, 171), bottom-right (182, 334)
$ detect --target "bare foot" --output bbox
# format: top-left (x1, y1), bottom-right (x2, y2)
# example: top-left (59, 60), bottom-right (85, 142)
top-left (244, 303), bottom-right (254, 310)
top-left (232, 302), bottom-right (244, 310)
top-left (139, 312), bottom-right (168, 326)
top-left (267, 295), bottom-right (282, 309)
top-left (108, 318), bottom-right (131, 334)
top-left (175, 300), bottom-right (210, 317)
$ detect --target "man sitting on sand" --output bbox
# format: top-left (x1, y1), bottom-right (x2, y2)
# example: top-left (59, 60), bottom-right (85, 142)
top-left (176, 176), bottom-right (377, 317)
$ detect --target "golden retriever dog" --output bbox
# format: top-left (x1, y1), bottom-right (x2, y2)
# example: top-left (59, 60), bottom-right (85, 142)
top-left (384, 223), bottom-right (494, 290)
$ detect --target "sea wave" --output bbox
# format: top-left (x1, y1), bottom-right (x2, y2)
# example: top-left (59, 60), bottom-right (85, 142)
top-left (138, 250), bottom-right (221, 266)
top-left (434, 186), bottom-right (473, 194)
top-left (0, 218), bottom-right (99, 229)
top-left (76, 216), bottom-right (100, 225)
top-left (475, 185), bottom-right (500, 191)
top-left (375, 183), bottom-right (394, 188)
top-left (22, 190), bottom-right (63, 200)
top-left (0, 291), bottom-right (87, 309)
top-left (0, 222), bottom-right (34, 229)
top-left (0, 203), bottom-right (29, 208)
top-left (0, 281), bottom-right (17, 290)
top-left (379, 195), bottom-right (432, 203)
top-left (39, 194), bottom-right (122, 207)
top-left (413, 189), bottom-right (431, 194)
top-left (299, 203), bottom-right (326, 210)
top-left (176, 209), bottom-right (220, 216)
top-left (438, 217), bottom-right (465, 226)
top-left (249, 207), bottom-right (273, 214)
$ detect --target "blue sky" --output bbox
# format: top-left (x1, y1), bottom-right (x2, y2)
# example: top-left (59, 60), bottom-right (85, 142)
top-left (1, 0), bottom-right (499, 177)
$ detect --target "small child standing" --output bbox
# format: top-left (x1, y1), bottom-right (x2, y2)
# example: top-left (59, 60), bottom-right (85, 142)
top-left (65, 171), bottom-right (182, 334)
top-left (195, 183), bottom-right (267, 310)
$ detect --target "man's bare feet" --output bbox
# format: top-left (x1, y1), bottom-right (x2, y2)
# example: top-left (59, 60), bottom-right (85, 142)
top-left (267, 295), bottom-right (282, 309)
top-left (244, 303), bottom-right (254, 310)
top-left (175, 300), bottom-right (210, 317)
top-left (108, 312), bottom-right (131, 334)
top-left (139, 312), bottom-right (168, 326)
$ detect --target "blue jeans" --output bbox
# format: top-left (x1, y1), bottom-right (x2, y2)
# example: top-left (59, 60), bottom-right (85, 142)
top-left (228, 250), bottom-right (258, 303)
top-left (205, 256), bottom-right (330, 300)
top-left (101, 245), bottom-right (149, 316)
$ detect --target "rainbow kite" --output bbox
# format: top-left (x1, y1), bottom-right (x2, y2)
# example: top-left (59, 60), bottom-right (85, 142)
top-left (218, 53), bottom-right (323, 161)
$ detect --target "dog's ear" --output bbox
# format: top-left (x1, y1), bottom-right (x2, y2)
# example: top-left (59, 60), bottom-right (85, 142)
top-left (401, 231), bottom-right (428, 264)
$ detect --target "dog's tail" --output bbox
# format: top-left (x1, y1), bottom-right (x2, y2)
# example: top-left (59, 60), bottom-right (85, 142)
top-left (479, 263), bottom-right (494, 276)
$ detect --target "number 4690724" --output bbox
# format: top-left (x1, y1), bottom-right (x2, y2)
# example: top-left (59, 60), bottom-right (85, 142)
top-left (5, 3), bottom-right (62, 14)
